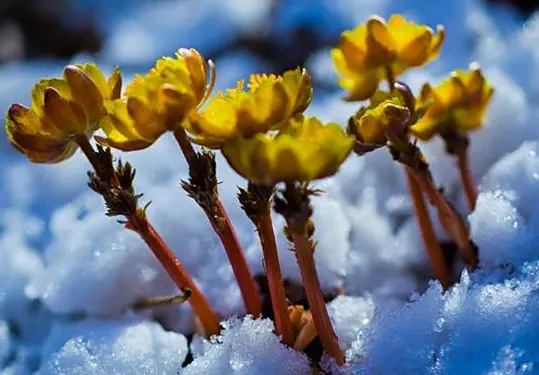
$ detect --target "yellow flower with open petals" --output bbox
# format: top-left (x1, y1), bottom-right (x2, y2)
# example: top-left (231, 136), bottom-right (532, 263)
top-left (410, 65), bottom-right (494, 140)
top-left (332, 14), bottom-right (444, 100)
top-left (97, 48), bottom-right (212, 151)
top-left (186, 68), bottom-right (312, 148)
top-left (222, 116), bottom-right (353, 184)
top-left (5, 64), bottom-right (121, 163)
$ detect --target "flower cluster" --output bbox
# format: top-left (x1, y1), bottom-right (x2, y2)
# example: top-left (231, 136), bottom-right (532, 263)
top-left (4, 12), bottom-right (493, 369)
top-left (334, 14), bottom-right (493, 280)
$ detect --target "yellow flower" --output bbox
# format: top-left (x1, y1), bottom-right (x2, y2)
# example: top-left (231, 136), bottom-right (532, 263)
top-left (349, 90), bottom-right (410, 147)
top-left (5, 64), bottom-right (121, 163)
top-left (332, 14), bottom-right (444, 100)
top-left (222, 116), bottom-right (353, 184)
top-left (410, 65), bottom-right (494, 140)
top-left (97, 48), bottom-right (212, 151)
top-left (186, 68), bottom-right (312, 148)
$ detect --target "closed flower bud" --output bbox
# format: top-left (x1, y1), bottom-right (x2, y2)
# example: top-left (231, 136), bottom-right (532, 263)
top-left (332, 14), bottom-right (444, 100)
top-left (5, 64), bottom-right (121, 163)
top-left (410, 64), bottom-right (494, 140)
top-left (222, 116), bottom-right (353, 184)
top-left (97, 48), bottom-right (213, 151)
top-left (349, 91), bottom-right (410, 149)
top-left (186, 68), bottom-right (312, 148)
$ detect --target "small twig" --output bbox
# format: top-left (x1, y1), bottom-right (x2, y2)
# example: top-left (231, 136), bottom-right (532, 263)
top-left (134, 290), bottom-right (192, 310)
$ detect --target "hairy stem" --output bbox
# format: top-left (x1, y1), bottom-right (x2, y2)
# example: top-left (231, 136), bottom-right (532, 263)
top-left (173, 128), bottom-right (263, 316)
top-left (404, 168), bottom-right (453, 289)
top-left (76, 136), bottom-right (220, 336)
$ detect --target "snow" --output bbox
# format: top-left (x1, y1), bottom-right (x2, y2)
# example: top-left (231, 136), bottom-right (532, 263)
top-left (38, 317), bottom-right (188, 375)
top-left (470, 141), bottom-right (539, 269)
top-left (327, 296), bottom-right (375, 353)
top-left (346, 265), bottom-right (539, 374)
top-left (2, 0), bottom-right (539, 373)
top-left (183, 316), bottom-right (311, 374)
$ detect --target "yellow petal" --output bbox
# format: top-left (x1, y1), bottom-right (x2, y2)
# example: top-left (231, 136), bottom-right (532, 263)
top-left (188, 102), bottom-right (237, 138)
top-left (31, 78), bottom-right (70, 116)
top-left (64, 65), bottom-right (104, 123)
top-left (178, 48), bottom-right (207, 102)
top-left (6, 104), bottom-right (74, 163)
top-left (108, 66), bottom-right (123, 100)
top-left (410, 117), bottom-right (438, 140)
top-left (126, 97), bottom-right (166, 139)
top-left (366, 16), bottom-right (396, 65)
top-left (98, 99), bottom-right (156, 151)
top-left (75, 63), bottom-right (109, 97)
top-left (429, 26), bottom-right (445, 60)
top-left (282, 68), bottom-right (312, 115)
top-left (398, 30), bottom-right (432, 66)
top-left (43, 87), bottom-right (88, 135)
top-left (338, 33), bottom-right (368, 72)
top-left (341, 68), bottom-right (383, 101)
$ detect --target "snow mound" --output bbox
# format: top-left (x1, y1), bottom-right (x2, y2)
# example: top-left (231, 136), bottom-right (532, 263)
top-left (327, 296), bottom-right (375, 353)
top-left (183, 316), bottom-right (311, 374)
top-left (471, 141), bottom-right (539, 269)
top-left (347, 263), bottom-right (539, 374)
top-left (38, 317), bottom-right (187, 375)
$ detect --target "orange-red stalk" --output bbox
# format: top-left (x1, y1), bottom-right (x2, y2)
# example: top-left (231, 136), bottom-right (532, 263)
top-left (256, 208), bottom-right (293, 345)
top-left (290, 229), bottom-right (344, 365)
top-left (173, 129), bottom-right (263, 316)
top-left (404, 168), bottom-right (453, 289)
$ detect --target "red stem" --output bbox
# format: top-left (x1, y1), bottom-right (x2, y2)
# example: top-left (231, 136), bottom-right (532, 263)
top-left (409, 167), bottom-right (478, 269)
top-left (456, 149), bottom-right (478, 211)
top-left (132, 218), bottom-right (221, 336)
top-left (291, 229), bottom-right (344, 365)
top-left (404, 168), bottom-right (453, 289)
top-left (256, 207), bottom-right (293, 345)
top-left (173, 129), bottom-right (262, 316)
top-left (211, 199), bottom-right (263, 316)
top-left (75, 136), bottom-right (220, 336)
